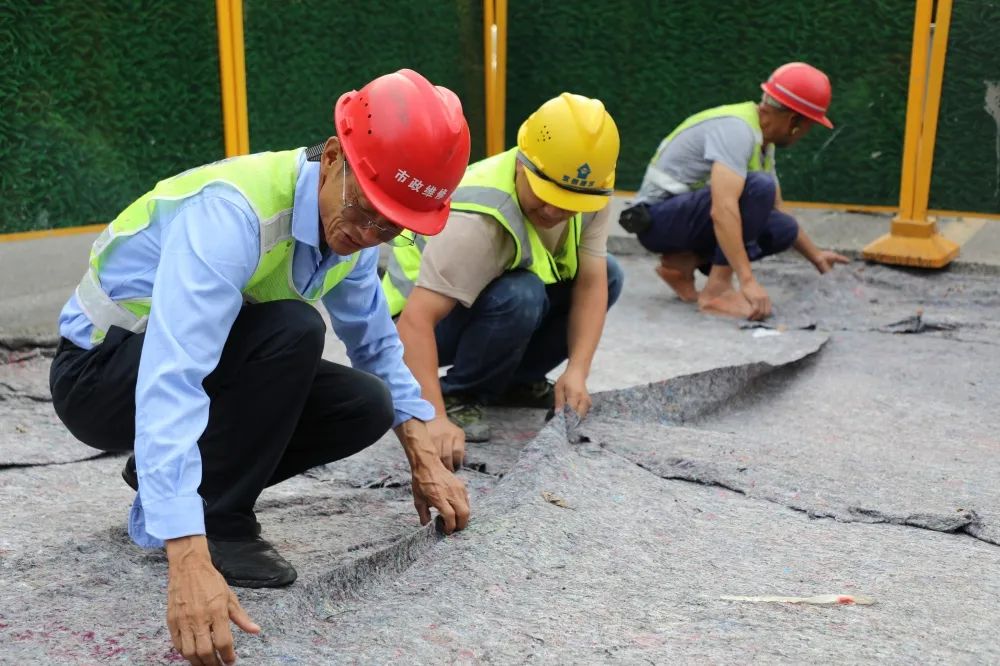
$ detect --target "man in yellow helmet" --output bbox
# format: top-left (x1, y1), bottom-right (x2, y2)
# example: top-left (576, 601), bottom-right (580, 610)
top-left (382, 93), bottom-right (623, 465)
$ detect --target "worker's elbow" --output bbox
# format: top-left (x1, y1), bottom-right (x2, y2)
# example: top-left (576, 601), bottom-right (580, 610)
top-left (711, 197), bottom-right (741, 223)
top-left (397, 304), bottom-right (442, 341)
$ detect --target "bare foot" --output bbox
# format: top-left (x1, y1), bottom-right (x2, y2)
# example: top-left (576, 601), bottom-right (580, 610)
top-left (698, 288), bottom-right (753, 318)
top-left (654, 265), bottom-right (698, 302)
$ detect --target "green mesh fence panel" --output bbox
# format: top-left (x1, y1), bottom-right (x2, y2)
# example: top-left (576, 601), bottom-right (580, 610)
top-left (243, 1), bottom-right (484, 163)
top-left (505, 1), bottom-right (913, 205)
top-left (929, 0), bottom-right (1000, 214)
top-left (0, 1), bottom-right (223, 233)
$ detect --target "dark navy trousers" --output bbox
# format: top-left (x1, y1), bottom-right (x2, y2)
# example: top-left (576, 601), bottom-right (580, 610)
top-left (635, 172), bottom-right (799, 267)
top-left (435, 255), bottom-right (624, 402)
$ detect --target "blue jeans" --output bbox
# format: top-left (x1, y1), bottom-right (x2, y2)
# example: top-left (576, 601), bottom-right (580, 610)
top-left (636, 172), bottom-right (799, 267)
top-left (436, 254), bottom-right (625, 402)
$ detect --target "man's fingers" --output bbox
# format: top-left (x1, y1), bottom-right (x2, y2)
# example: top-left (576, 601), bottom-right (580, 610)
top-left (453, 493), bottom-right (471, 531)
top-left (554, 383), bottom-right (567, 411)
top-left (414, 496), bottom-right (431, 526)
top-left (178, 626), bottom-right (200, 666)
top-left (180, 627), bottom-right (204, 666)
top-left (438, 438), bottom-right (454, 471)
top-left (194, 629), bottom-right (221, 666)
top-left (213, 618), bottom-right (237, 666)
top-left (833, 253), bottom-right (850, 264)
top-left (437, 501), bottom-right (457, 534)
top-left (228, 591), bottom-right (260, 634)
top-left (449, 476), bottom-right (471, 532)
top-left (566, 393), bottom-right (585, 416)
top-left (451, 440), bottom-right (465, 471)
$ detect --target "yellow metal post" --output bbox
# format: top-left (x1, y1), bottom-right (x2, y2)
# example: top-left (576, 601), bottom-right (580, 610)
top-left (483, 0), bottom-right (507, 156)
top-left (230, 0), bottom-right (250, 155)
top-left (495, 0), bottom-right (507, 154)
top-left (863, 0), bottom-right (958, 268)
top-left (215, 0), bottom-right (238, 157)
top-left (912, 0), bottom-right (952, 223)
top-left (215, 0), bottom-right (251, 157)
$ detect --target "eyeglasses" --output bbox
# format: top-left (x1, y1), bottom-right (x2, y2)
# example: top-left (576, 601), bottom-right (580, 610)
top-left (515, 151), bottom-right (614, 196)
top-left (342, 163), bottom-right (415, 248)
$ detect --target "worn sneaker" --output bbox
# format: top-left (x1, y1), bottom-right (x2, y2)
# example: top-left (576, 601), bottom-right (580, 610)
top-left (444, 394), bottom-right (490, 442)
top-left (495, 379), bottom-right (555, 409)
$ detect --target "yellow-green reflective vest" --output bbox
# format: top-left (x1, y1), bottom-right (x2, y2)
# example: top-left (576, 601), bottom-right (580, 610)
top-left (381, 147), bottom-right (582, 317)
top-left (75, 149), bottom-right (359, 343)
top-left (647, 101), bottom-right (776, 193)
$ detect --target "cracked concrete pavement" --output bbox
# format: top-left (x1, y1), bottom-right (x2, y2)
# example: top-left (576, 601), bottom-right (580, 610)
top-left (2, 229), bottom-right (1000, 662)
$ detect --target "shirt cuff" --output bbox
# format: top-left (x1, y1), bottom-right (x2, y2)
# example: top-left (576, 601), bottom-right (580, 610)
top-left (392, 397), bottom-right (436, 428)
top-left (141, 493), bottom-right (206, 541)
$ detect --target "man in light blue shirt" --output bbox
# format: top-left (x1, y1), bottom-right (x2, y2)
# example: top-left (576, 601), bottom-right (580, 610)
top-left (49, 69), bottom-right (472, 666)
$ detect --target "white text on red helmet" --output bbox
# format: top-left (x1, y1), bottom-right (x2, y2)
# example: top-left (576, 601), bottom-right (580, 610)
top-left (395, 169), bottom-right (449, 199)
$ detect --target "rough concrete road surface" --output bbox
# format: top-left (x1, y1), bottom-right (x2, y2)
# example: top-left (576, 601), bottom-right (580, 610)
top-left (2, 255), bottom-right (998, 664)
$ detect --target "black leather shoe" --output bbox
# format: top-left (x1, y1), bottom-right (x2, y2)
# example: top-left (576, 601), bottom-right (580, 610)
top-left (123, 455), bottom-right (295, 587)
top-left (122, 454), bottom-right (138, 491)
top-left (208, 537), bottom-right (298, 588)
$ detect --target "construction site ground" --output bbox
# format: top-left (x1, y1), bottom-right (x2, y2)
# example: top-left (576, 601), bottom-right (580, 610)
top-left (1, 204), bottom-right (998, 664)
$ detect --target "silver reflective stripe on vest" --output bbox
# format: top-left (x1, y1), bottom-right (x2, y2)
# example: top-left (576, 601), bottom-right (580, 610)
top-left (384, 233), bottom-right (429, 299)
top-left (259, 209), bottom-right (292, 252)
top-left (75, 269), bottom-right (149, 334)
top-left (90, 226), bottom-right (115, 258)
top-left (642, 164), bottom-right (692, 195)
top-left (76, 209), bottom-right (291, 337)
top-left (452, 185), bottom-right (533, 269)
top-left (386, 253), bottom-right (414, 298)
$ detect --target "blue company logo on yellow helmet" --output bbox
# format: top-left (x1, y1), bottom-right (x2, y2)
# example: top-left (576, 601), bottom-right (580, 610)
top-left (561, 162), bottom-right (596, 188)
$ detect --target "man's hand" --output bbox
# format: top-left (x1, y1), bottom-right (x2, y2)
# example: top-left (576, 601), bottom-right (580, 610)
top-left (165, 536), bottom-right (260, 666)
top-left (411, 460), bottom-right (471, 534)
top-left (427, 414), bottom-right (466, 471)
top-left (395, 419), bottom-right (470, 534)
top-left (812, 250), bottom-right (850, 274)
top-left (740, 277), bottom-right (772, 320)
top-left (554, 368), bottom-right (592, 418)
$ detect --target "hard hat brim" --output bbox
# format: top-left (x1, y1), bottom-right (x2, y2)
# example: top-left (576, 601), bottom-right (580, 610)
top-left (760, 82), bottom-right (834, 129)
top-left (339, 143), bottom-right (450, 237)
top-left (523, 168), bottom-right (611, 213)
top-left (354, 173), bottom-right (450, 236)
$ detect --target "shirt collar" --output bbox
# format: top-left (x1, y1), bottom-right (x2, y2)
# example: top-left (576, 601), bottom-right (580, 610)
top-left (292, 152), bottom-right (322, 249)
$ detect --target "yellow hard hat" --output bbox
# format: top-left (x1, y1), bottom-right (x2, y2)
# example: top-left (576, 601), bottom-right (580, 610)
top-left (516, 93), bottom-right (619, 213)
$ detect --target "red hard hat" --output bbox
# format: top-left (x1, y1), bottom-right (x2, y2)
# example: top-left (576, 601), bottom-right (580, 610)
top-left (760, 62), bottom-right (834, 129)
top-left (335, 69), bottom-right (471, 236)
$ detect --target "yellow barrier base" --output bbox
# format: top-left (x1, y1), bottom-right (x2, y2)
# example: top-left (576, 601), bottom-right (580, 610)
top-left (862, 216), bottom-right (959, 268)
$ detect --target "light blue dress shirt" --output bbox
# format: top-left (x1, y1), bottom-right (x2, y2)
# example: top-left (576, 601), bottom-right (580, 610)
top-left (57, 152), bottom-right (434, 548)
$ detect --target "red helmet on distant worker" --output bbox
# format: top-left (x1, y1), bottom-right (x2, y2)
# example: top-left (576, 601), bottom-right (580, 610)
top-left (761, 62), bottom-right (834, 129)
top-left (335, 69), bottom-right (471, 236)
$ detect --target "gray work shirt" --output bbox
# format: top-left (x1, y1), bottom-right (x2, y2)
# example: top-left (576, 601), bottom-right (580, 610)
top-left (635, 116), bottom-right (777, 204)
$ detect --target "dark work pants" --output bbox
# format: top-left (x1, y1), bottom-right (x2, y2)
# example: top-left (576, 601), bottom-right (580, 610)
top-left (49, 300), bottom-right (395, 539)
top-left (435, 254), bottom-right (625, 402)
top-left (636, 172), bottom-right (799, 267)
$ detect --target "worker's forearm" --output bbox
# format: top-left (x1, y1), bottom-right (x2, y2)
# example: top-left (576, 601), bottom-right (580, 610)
top-left (397, 317), bottom-right (447, 416)
top-left (565, 277), bottom-right (608, 377)
top-left (792, 228), bottom-right (822, 264)
top-left (393, 418), bottom-right (437, 470)
top-left (165, 535), bottom-right (212, 569)
top-left (712, 203), bottom-right (754, 283)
